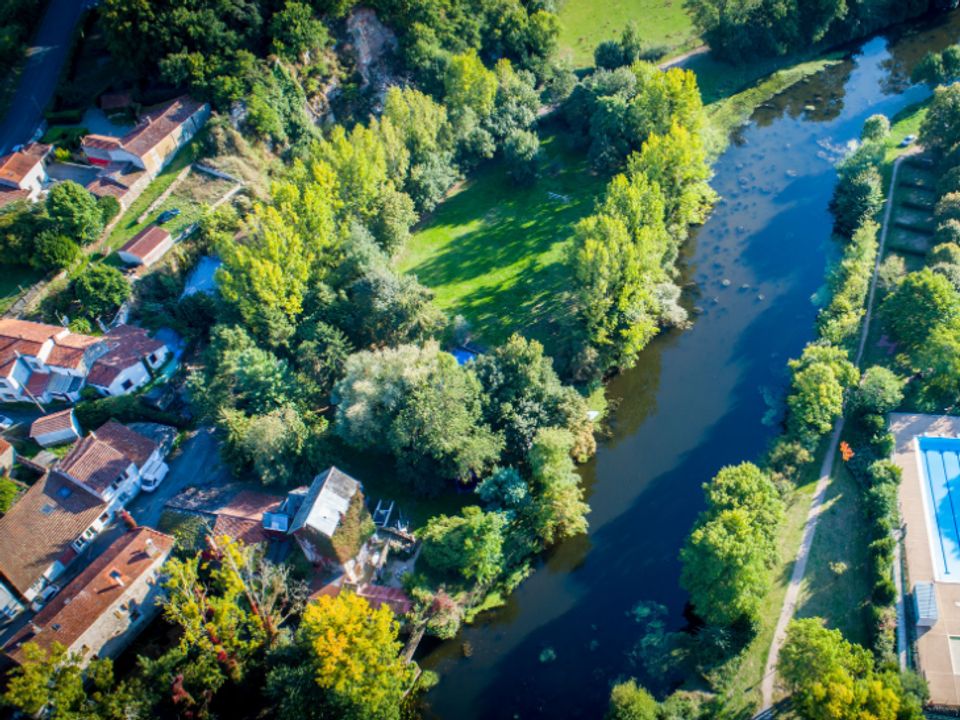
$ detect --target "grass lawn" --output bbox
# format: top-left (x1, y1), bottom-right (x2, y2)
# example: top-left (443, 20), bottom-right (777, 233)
top-left (0, 265), bottom-right (45, 314)
top-left (103, 142), bottom-right (199, 253)
top-left (795, 461), bottom-right (873, 645)
top-left (398, 128), bottom-right (608, 351)
top-left (555, 0), bottom-right (699, 68)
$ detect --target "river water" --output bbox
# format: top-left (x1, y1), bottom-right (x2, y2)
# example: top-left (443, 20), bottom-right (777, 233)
top-left (419, 12), bottom-right (960, 719)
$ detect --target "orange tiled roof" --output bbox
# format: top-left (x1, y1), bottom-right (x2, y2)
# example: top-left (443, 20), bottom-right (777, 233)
top-left (81, 134), bottom-right (123, 152)
top-left (86, 326), bottom-right (166, 388)
top-left (3, 527), bottom-right (174, 664)
top-left (56, 421), bottom-right (157, 495)
top-left (119, 225), bottom-right (170, 261)
top-left (0, 473), bottom-right (106, 596)
top-left (120, 96), bottom-right (206, 159)
top-left (0, 144), bottom-right (48, 186)
top-left (30, 409), bottom-right (77, 440)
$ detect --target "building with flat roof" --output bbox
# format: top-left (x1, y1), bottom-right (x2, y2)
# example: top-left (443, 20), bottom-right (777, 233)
top-left (892, 413), bottom-right (960, 709)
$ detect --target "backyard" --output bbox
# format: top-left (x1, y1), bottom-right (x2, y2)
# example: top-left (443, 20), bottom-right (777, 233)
top-left (555, 0), bottom-right (699, 67)
top-left (398, 126), bottom-right (608, 351)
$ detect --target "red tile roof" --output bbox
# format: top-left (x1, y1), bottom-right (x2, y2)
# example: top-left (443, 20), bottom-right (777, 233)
top-left (0, 144), bottom-right (48, 186)
top-left (0, 473), bottom-right (106, 596)
top-left (30, 409), bottom-right (78, 441)
top-left (0, 437), bottom-right (11, 457)
top-left (56, 421), bottom-right (157, 496)
top-left (99, 92), bottom-right (132, 111)
top-left (0, 188), bottom-right (30, 208)
top-left (86, 325), bottom-right (166, 389)
top-left (119, 225), bottom-right (171, 262)
top-left (0, 320), bottom-right (100, 375)
top-left (3, 527), bottom-right (174, 664)
top-left (120, 96), bottom-right (206, 159)
top-left (81, 134), bottom-right (123, 152)
top-left (210, 490), bottom-right (283, 547)
top-left (25, 372), bottom-right (51, 397)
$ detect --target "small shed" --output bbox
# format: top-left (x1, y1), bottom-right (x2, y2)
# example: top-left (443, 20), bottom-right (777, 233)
top-left (117, 225), bottom-right (173, 267)
top-left (915, 582), bottom-right (939, 628)
top-left (29, 408), bottom-right (82, 448)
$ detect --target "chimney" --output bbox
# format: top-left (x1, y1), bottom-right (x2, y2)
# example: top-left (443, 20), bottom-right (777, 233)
top-left (144, 537), bottom-right (158, 558)
top-left (109, 569), bottom-right (125, 588)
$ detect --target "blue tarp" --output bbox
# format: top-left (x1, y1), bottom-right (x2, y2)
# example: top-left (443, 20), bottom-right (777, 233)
top-left (450, 348), bottom-right (478, 365)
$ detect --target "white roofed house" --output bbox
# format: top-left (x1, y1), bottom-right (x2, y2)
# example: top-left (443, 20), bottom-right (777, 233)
top-left (289, 467), bottom-right (374, 572)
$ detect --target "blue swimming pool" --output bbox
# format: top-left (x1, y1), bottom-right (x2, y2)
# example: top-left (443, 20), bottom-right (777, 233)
top-left (919, 436), bottom-right (960, 581)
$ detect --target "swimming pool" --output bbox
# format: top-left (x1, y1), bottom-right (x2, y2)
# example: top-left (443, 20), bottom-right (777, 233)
top-left (918, 436), bottom-right (960, 582)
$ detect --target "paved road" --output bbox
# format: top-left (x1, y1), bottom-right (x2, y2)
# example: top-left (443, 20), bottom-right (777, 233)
top-left (126, 425), bottom-right (230, 528)
top-left (0, 0), bottom-right (91, 155)
top-left (758, 151), bottom-right (916, 712)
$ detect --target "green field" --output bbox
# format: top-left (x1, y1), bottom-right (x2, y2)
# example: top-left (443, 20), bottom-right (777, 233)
top-left (398, 128), bottom-right (608, 350)
top-left (556, 0), bottom-right (699, 67)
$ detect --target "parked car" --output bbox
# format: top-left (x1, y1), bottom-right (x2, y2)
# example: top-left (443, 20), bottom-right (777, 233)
top-left (0, 415), bottom-right (12, 431)
top-left (157, 208), bottom-right (181, 224)
top-left (30, 584), bottom-right (59, 612)
top-left (899, 134), bottom-right (917, 148)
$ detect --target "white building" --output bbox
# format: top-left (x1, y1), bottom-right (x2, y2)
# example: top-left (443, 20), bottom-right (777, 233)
top-left (117, 225), bottom-right (174, 267)
top-left (0, 143), bottom-right (51, 207)
top-left (29, 408), bottom-right (83, 448)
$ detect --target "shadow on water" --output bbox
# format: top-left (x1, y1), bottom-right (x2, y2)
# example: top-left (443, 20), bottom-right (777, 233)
top-left (419, 11), bottom-right (960, 719)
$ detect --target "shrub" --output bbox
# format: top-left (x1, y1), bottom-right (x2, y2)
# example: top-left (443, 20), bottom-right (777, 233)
top-left (861, 114), bottom-right (890, 142)
top-left (935, 219), bottom-right (960, 246)
top-left (856, 366), bottom-right (903, 414)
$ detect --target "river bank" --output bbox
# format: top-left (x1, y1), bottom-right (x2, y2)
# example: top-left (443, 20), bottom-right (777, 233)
top-left (419, 10), bottom-right (960, 719)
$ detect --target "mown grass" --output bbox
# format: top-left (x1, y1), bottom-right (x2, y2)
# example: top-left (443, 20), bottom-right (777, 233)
top-left (104, 141), bottom-right (199, 252)
top-left (398, 127), bottom-right (608, 351)
top-left (795, 460), bottom-right (873, 645)
top-left (556, 0), bottom-right (700, 68)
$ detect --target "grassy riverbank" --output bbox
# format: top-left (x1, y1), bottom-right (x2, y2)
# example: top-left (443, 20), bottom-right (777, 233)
top-left (555, 0), bottom-right (699, 67)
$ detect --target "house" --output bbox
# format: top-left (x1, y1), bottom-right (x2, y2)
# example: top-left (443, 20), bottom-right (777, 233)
top-left (117, 225), bottom-right (174, 267)
top-left (289, 467), bottom-right (371, 566)
top-left (0, 422), bottom-right (167, 616)
top-left (82, 96), bottom-right (210, 175)
top-left (310, 579), bottom-right (412, 617)
top-left (84, 162), bottom-right (150, 211)
top-left (0, 320), bottom-right (105, 404)
top-left (0, 143), bottom-right (51, 207)
top-left (0, 438), bottom-right (13, 476)
top-left (210, 490), bottom-right (286, 547)
top-left (0, 320), bottom-right (172, 405)
top-left (3, 527), bottom-right (174, 666)
top-left (29, 408), bottom-right (82, 448)
top-left (85, 325), bottom-right (171, 397)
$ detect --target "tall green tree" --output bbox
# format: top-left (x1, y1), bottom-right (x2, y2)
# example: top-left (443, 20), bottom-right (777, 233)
top-left (45, 180), bottom-right (104, 245)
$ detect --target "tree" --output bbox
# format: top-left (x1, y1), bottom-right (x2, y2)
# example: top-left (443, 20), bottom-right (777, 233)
top-left (856, 366), bottom-right (904, 414)
top-left (33, 231), bottom-right (80, 270)
top-left (473, 334), bottom-right (595, 463)
top-left (680, 506), bottom-right (770, 627)
top-left (334, 343), bottom-right (503, 488)
top-left (702, 462), bottom-right (783, 556)
top-left (270, 1), bottom-right (329, 61)
top-left (786, 344), bottom-right (859, 441)
top-left (881, 268), bottom-right (960, 353)
top-left (444, 49), bottom-right (498, 120)
top-left (45, 180), bottom-right (104, 244)
top-left (71, 264), bottom-right (131, 320)
top-left (922, 83), bottom-right (960, 157)
top-left (860, 114), bottom-right (890, 142)
top-left (0, 476), bottom-right (18, 512)
top-left (301, 592), bottom-right (415, 720)
top-left (830, 164), bottom-right (883, 237)
top-left (3, 642), bottom-right (139, 719)
top-left (527, 427), bottom-right (589, 545)
top-left (420, 505), bottom-right (506, 584)
top-left (606, 679), bottom-right (658, 720)
top-left (504, 128), bottom-right (540, 184)
top-left (779, 618), bottom-right (925, 720)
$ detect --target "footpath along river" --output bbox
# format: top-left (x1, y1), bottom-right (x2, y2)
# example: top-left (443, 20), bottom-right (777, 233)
top-left (420, 11), bottom-right (960, 719)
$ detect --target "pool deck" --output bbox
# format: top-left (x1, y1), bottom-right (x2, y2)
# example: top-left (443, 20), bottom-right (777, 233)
top-left (892, 413), bottom-right (960, 708)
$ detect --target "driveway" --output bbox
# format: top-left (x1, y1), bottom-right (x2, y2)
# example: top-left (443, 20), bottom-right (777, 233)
top-left (126, 426), bottom-right (233, 528)
top-left (0, 0), bottom-right (92, 154)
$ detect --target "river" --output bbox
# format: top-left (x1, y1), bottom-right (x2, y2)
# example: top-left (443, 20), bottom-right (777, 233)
top-left (419, 11), bottom-right (960, 719)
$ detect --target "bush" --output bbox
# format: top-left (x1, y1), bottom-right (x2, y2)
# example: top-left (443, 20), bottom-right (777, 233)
top-left (868, 459), bottom-right (902, 487)
top-left (935, 219), bottom-right (960, 246)
top-left (97, 195), bottom-right (121, 224)
top-left (856, 366), bottom-right (903, 414)
top-left (33, 231), bottom-right (80, 271)
top-left (878, 254), bottom-right (905, 291)
top-left (504, 129), bottom-right (540, 185)
top-left (74, 393), bottom-right (185, 430)
top-left (861, 114), bottom-right (890, 143)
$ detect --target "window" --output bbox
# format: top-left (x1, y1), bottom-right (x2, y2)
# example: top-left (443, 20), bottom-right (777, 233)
top-left (57, 486), bottom-right (72, 499)
top-left (99, 512), bottom-right (109, 523)
top-left (148, 353), bottom-right (157, 364)
top-left (121, 379), bottom-right (134, 391)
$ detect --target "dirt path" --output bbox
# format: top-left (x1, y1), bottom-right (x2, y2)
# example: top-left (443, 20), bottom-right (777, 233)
top-left (758, 149), bottom-right (917, 712)
top-left (659, 44), bottom-right (709, 70)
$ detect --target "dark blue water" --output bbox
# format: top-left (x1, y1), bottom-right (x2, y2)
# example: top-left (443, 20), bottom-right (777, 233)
top-left (420, 14), bottom-right (960, 719)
